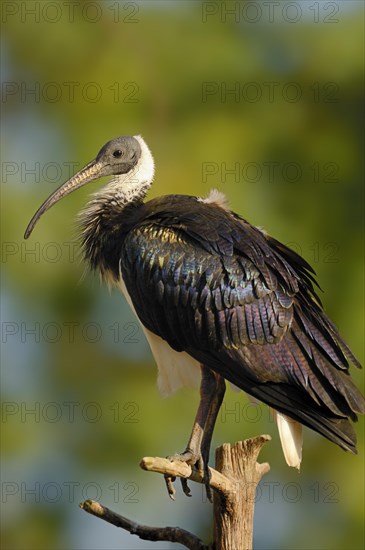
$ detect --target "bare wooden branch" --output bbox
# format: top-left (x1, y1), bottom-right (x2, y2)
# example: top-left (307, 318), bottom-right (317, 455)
top-left (213, 435), bottom-right (271, 550)
top-left (80, 499), bottom-right (209, 550)
top-left (80, 434), bottom-right (271, 549)
top-left (140, 456), bottom-right (235, 496)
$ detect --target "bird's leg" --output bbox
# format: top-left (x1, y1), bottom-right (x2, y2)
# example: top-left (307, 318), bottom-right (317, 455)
top-left (200, 372), bottom-right (226, 501)
top-left (165, 365), bottom-right (225, 500)
top-left (178, 364), bottom-right (218, 464)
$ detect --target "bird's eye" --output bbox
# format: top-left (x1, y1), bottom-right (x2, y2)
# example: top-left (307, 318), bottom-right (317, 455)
top-left (113, 150), bottom-right (123, 158)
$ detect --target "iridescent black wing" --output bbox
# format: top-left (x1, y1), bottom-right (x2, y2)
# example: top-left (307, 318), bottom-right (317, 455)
top-left (120, 195), bottom-right (364, 452)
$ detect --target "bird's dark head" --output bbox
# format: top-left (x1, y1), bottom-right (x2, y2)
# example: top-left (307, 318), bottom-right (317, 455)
top-left (24, 135), bottom-right (154, 239)
top-left (95, 136), bottom-right (142, 175)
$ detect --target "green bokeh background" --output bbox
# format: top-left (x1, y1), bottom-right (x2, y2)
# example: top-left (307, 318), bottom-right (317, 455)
top-left (1, 1), bottom-right (364, 549)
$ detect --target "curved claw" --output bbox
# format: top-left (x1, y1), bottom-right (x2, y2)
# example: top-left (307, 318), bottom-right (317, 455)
top-left (181, 478), bottom-right (192, 497)
top-left (164, 474), bottom-right (176, 500)
top-left (163, 450), bottom-right (200, 499)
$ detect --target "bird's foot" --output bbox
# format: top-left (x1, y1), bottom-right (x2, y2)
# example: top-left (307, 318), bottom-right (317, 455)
top-left (164, 449), bottom-right (211, 501)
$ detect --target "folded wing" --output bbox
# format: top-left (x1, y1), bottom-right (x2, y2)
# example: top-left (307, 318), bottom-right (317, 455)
top-left (120, 196), bottom-right (364, 455)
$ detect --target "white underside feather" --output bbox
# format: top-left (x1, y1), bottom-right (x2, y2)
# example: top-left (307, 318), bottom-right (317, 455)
top-left (274, 410), bottom-right (303, 469)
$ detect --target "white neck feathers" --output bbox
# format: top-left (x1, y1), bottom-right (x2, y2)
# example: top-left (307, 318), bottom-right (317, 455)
top-left (81, 135), bottom-right (155, 219)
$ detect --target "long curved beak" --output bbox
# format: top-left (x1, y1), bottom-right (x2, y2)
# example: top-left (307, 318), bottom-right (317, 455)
top-left (24, 159), bottom-right (104, 239)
